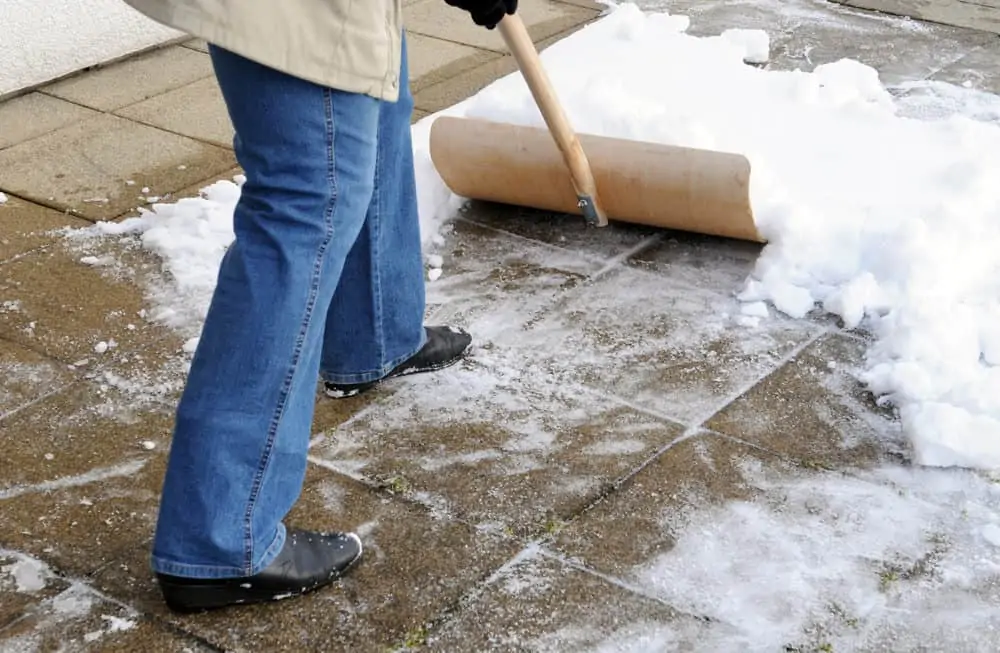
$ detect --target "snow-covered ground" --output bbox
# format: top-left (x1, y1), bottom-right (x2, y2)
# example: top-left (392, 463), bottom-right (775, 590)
top-left (1, 0), bottom-right (179, 97)
top-left (72, 2), bottom-right (1000, 471)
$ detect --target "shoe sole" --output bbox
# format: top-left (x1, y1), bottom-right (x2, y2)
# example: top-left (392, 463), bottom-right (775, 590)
top-left (161, 533), bottom-right (364, 613)
top-left (323, 346), bottom-right (470, 400)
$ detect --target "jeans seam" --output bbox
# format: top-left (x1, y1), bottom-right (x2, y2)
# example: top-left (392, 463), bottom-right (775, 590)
top-left (371, 106), bottom-right (385, 368)
top-left (241, 87), bottom-right (339, 575)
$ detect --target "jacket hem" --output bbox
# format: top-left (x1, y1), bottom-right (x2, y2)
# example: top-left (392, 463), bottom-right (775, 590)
top-left (122, 0), bottom-right (402, 102)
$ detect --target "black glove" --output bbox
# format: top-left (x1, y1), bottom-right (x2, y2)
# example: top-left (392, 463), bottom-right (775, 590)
top-left (444, 0), bottom-right (517, 30)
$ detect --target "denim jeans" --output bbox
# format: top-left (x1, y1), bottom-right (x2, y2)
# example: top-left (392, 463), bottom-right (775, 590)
top-left (150, 36), bottom-right (426, 579)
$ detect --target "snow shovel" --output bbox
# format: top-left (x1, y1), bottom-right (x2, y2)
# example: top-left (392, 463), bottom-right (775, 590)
top-left (428, 13), bottom-right (764, 243)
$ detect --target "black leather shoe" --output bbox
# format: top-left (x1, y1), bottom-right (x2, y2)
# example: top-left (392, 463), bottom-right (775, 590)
top-left (324, 325), bottom-right (472, 399)
top-left (156, 528), bottom-right (363, 613)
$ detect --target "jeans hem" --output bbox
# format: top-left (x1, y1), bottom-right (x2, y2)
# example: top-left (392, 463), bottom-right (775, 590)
top-left (149, 522), bottom-right (287, 579)
top-left (320, 329), bottom-right (427, 385)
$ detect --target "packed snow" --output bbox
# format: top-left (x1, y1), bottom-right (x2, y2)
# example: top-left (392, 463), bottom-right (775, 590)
top-left (67, 2), bottom-right (1000, 470)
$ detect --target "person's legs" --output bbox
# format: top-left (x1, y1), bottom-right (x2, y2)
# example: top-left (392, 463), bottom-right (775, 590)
top-left (151, 44), bottom-right (379, 585)
top-left (320, 35), bottom-right (471, 399)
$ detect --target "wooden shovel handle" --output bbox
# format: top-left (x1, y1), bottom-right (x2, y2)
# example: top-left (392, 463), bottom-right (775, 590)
top-left (497, 13), bottom-right (608, 226)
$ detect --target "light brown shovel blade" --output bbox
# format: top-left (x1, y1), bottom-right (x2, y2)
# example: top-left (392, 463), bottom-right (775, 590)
top-left (429, 116), bottom-right (764, 243)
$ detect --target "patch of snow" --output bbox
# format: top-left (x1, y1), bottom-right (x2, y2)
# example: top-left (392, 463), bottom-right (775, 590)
top-left (0, 360), bottom-right (65, 411)
top-left (84, 614), bottom-right (137, 642)
top-left (739, 301), bottom-right (769, 318)
top-left (0, 459), bottom-right (147, 500)
top-left (582, 438), bottom-right (648, 455)
top-left (720, 28), bottom-right (770, 64)
top-left (629, 460), bottom-right (1000, 651)
top-left (0, 550), bottom-right (52, 592)
top-left (417, 449), bottom-right (504, 472)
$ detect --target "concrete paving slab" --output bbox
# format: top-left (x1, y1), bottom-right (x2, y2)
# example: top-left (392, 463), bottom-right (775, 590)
top-left (413, 27), bottom-right (570, 113)
top-left (114, 34), bottom-right (484, 151)
top-left (406, 0), bottom-right (598, 53)
top-left (415, 52), bottom-right (520, 113)
top-left (925, 37), bottom-right (1000, 94)
top-left (423, 219), bottom-right (602, 343)
top-left (310, 350), bottom-right (686, 537)
top-left (0, 445), bottom-right (166, 576)
top-left (406, 32), bottom-right (500, 93)
top-left (0, 378), bottom-right (173, 492)
top-left (43, 45), bottom-right (213, 112)
top-left (0, 240), bottom-right (177, 364)
top-left (91, 466), bottom-right (521, 653)
top-left (420, 546), bottom-right (717, 650)
top-left (459, 200), bottom-right (662, 264)
top-left (549, 432), bottom-right (1000, 651)
top-left (551, 433), bottom-right (791, 578)
top-left (705, 332), bottom-right (904, 469)
top-left (659, 0), bottom-right (994, 85)
top-left (0, 551), bottom-right (71, 631)
top-left (0, 93), bottom-right (98, 151)
top-left (0, 194), bottom-right (91, 263)
top-left (116, 76), bottom-right (234, 149)
top-left (831, 0), bottom-right (1000, 34)
top-left (76, 337), bottom-right (193, 415)
top-left (485, 265), bottom-right (822, 426)
top-left (0, 339), bottom-right (77, 420)
top-left (0, 577), bottom-right (212, 652)
top-left (0, 113), bottom-right (235, 222)
top-left (629, 231), bottom-right (764, 297)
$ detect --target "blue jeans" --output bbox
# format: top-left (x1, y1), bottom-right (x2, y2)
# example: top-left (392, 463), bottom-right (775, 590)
top-left (150, 37), bottom-right (426, 579)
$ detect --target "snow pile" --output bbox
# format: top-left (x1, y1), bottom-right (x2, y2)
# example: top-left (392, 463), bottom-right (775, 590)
top-left (73, 179), bottom-right (241, 339)
top-left (70, 2), bottom-right (1000, 468)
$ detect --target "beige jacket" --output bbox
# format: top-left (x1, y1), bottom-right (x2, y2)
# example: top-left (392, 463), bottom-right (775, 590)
top-left (122, 0), bottom-right (404, 102)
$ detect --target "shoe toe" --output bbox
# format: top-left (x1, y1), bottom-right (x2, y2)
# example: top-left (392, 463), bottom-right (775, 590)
top-left (320, 531), bottom-right (363, 573)
top-left (284, 528), bottom-right (363, 586)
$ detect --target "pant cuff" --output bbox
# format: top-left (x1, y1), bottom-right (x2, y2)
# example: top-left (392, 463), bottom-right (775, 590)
top-left (149, 522), bottom-right (287, 579)
top-left (320, 330), bottom-right (427, 385)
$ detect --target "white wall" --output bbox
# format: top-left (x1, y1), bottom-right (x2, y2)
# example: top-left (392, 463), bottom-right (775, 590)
top-left (1, 0), bottom-right (182, 98)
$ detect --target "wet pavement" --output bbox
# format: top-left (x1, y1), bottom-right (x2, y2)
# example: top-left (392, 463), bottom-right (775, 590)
top-left (3, 0), bottom-right (1000, 651)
